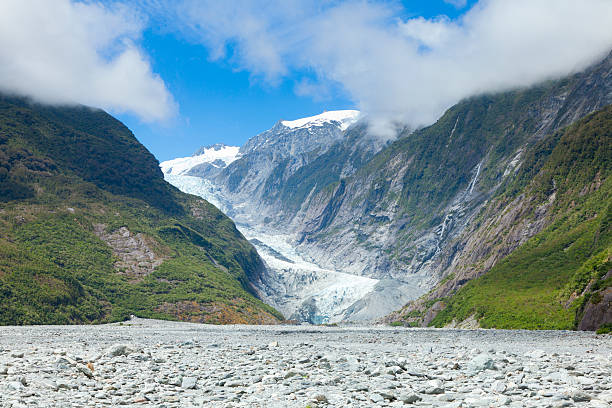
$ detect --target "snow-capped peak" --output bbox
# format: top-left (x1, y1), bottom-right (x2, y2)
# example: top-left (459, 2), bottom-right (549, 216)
top-left (281, 110), bottom-right (360, 131)
top-left (160, 145), bottom-right (240, 176)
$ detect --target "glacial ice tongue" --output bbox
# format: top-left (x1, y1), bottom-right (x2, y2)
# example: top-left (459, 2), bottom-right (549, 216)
top-left (162, 173), bottom-right (383, 323)
top-left (163, 174), bottom-right (230, 213)
top-left (237, 225), bottom-right (379, 323)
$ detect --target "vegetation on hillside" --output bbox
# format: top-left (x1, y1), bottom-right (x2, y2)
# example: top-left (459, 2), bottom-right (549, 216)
top-left (0, 95), bottom-right (282, 325)
top-left (430, 106), bottom-right (612, 329)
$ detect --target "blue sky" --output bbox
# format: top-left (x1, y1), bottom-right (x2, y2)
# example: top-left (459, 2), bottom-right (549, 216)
top-left (3, 0), bottom-right (610, 162)
top-left (115, 1), bottom-right (478, 161)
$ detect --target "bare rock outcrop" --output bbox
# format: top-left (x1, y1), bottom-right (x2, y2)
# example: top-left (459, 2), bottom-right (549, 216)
top-left (93, 224), bottom-right (168, 282)
top-left (578, 286), bottom-right (612, 331)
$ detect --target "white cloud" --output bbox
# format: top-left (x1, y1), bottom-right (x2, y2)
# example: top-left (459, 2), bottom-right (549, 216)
top-left (0, 0), bottom-right (175, 122)
top-left (154, 0), bottom-right (612, 137)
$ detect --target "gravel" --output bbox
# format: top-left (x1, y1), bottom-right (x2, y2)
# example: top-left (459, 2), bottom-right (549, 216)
top-left (0, 318), bottom-right (610, 407)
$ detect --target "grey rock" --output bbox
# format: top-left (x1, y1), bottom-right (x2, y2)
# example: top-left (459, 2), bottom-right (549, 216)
top-left (570, 390), bottom-right (591, 402)
top-left (0, 318), bottom-right (609, 408)
top-left (467, 354), bottom-right (496, 374)
top-left (106, 344), bottom-right (132, 357)
top-left (370, 393), bottom-right (385, 403)
top-left (375, 390), bottom-right (396, 400)
top-left (7, 381), bottom-right (24, 391)
top-left (313, 394), bottom-right (328, 403)
top-left (491, 380), bottom-right (507, 393)
top-left (77, 365), bottom-right (94, 379)
top-left (181, 376), bottom-right (197, 389)
top-left (399, 393), bottom-right (422, 404)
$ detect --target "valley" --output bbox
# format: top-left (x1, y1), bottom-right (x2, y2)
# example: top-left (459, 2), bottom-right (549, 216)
top-left (1, 2), bottom-right (611, 407)
top-left (160, 52), bottom-right (612, 330)
top-left (161, 112), bottom-right (422, 324)
top-left (163, 156), bottom-right (406, 324)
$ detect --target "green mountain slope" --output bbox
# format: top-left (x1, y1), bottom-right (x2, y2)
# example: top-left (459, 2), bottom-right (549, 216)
top-left (0, 95), bottom-right (282, 325)
top-left (394, 105), bottom-right (612, 330)
top-left (288, 51), bottom-right (612, 294)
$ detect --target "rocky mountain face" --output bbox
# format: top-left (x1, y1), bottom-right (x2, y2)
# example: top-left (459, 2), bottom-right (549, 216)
top-left (295, 51), bottom-right (612, 284)
top-left (0, 95), bottom-right (281, 325)
top-left (162, 111), bottom-right (406, 323)
top-left (163, 52), bottom-right (612, 329)
top-left (209, 110), bottom-right (374, 225)
top-left (393, 104), bottom-right (611, 330)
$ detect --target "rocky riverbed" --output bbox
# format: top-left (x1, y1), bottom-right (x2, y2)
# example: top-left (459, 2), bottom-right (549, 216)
top-left (0, 319), bottom-right (610, 407)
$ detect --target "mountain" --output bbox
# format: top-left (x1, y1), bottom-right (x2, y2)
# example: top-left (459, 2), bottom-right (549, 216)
top-left (162, 110), bottom-right (401, 323)
top-left (162, 51), bottom-right (612, 330)
top-left (212, 109), bottom-right (365, 224)
top-left (162, 143), bottom-right (241, 180)
top-left (0, 95), bottom-right (282, 325)
top-left (392, 104), bottom-right (611, 330)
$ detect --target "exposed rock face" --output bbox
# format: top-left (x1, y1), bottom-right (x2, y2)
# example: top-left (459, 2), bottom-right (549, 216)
top-left (162, 52), bottom-right (612, 325)
top-left (579, 287), bottom-right (612, 331)
top-left (293, 52), bottom-right (612, 294)
top-left (93, 224), bottom-right (167, 282)
top-left (162, 114), bottom-right (401, 324)
top-left (212, 113), bottom-right (376, 226)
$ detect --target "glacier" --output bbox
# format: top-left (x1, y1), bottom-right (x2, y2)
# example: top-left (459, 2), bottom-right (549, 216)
top-left (162, 172), bottom-right (380, 323)
top-left (160, 112), bottom-right (414, 324)
top-left (161, 144), bottom-right (240, 176)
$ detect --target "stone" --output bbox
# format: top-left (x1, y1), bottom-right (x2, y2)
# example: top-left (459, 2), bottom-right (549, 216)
top-left (598, 393), bottom-right (612, 403)
top-left (169, 376), bottom-right (183, 387)
top-left (387, 365), bottom-right (403, 375)
top-left (8, 381), bottom-right (24, 391)
top-left (527, 349), bottom-right (547, 359)
top-left (77, 364), bottom-right (94, 378)
top-left (544, 371), bottom-right (572, 384)
top-left (424, 379), bottom-right (445, 394)
top-left (106, 344), bottom-right (132, 357)
top-left (570, 390), bottom-right (591, 402)
top-left (142, 385), bottom-right (156, 394)
top-left (491, 380), bottom-right (507, 393)
top-left (40, 380), bottom-right (58, 391)
top-left (400, 393), bottom-right (422, 404)
top-left (370, 393), bottom-right (384, 403)
top-left (181, 376), bottom-right (197, 389)
top-left (467, 354), bottom-right (496, 374)
top-left (0, 319), bottom-right (608, 408)
top-left (313, 394), bottom-right (328, 403)
top-left (375, 390), bottom-right (396, 400)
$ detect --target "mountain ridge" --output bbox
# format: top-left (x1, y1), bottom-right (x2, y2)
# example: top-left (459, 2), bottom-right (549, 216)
top-left (162, 51), bottom-right (612, 329)
top-left (0, 95), bottom-right (282, 325)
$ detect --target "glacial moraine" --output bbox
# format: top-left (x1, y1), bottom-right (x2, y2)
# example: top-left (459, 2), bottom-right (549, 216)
top-left (1, 318), bottom-right (610, 407)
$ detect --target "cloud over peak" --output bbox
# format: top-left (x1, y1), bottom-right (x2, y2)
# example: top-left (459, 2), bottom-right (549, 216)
top-left (0, 0), bottom-right (175, 122)
top-left (3, 0), bottom-right (612, 135)
top-left (161, 0), bottom-right (612, 136)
